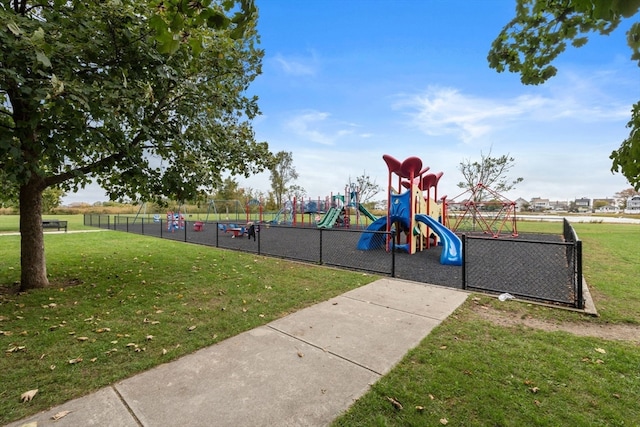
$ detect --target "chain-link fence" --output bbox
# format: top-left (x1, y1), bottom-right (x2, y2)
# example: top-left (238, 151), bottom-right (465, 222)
top-left (461, 218), bottom-right (583, 308)
top-left (84, 215), bottom-right (393, 276)
top-left (84, 215), bottom-right (583, 308)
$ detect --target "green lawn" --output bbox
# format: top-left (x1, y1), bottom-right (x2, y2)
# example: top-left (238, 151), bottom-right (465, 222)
top-left (2, 218), bottom-right (639, 425)
top-left (0, 214), bottom-right (93, 233)
top-left (332, 221), bottom-right (640, 426)
top-left (0, 231), bottom-right (377, 424)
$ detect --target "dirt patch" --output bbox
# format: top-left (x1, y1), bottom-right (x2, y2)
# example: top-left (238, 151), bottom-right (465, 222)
top-left (470, 302), bottom-right (640, 344)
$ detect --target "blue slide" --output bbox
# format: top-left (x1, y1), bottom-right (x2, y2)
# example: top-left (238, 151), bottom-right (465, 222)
top-left (414, 214), bottom-right (462, 266)
top-left (357, 213), bottom-right (462, 266)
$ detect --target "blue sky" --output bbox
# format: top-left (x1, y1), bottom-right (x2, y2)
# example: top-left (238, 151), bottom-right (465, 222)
top-left (64, 1), bottom-right (639, 204)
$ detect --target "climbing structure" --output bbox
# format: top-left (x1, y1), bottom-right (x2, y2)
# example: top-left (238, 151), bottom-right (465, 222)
top-left (445, 183), bottom-right (518, 238)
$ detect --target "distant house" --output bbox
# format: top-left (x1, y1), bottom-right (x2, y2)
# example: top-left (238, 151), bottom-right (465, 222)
top-left (530, 197), bottom-right (550, 211)
top-left (514, 197), bottom-right (528, 211)
top-left (625, 195), bottom-right (640, 214)
top-left (574, 197), bottom-right (591, 212)
top-left (549, 200), bottom-right (569, 211)
top-left (593, 198), bottom-right (619, 213)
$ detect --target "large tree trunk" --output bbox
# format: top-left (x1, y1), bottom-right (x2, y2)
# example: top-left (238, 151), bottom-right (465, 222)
top-left (19, 177), bottom-right (48, 291)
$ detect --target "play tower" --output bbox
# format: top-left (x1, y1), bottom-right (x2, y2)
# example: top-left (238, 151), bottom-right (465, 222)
top-left (357, 154), bottom-right (462, 266)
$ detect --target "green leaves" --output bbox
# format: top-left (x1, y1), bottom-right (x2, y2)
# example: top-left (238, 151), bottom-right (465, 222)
top-left (490, 0), bottom-right (640, 190)
top-left (610, 102), bottom-right (640, 190)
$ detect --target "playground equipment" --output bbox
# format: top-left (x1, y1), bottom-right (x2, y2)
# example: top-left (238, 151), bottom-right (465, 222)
top-left (357, 155), bottom-right (462, 266)
top-left (269, 200), bottom-right (294, 224)
top-left (317, 194), bottom-right (350, 228)
top-left (204, 199), bottom-right (243, 222)
top-left (446, 183), bottom-right (518, 238)
top-left (245, 198), bottom-right (264, 223)
top-left (166, 211), bottom-right (185, 232)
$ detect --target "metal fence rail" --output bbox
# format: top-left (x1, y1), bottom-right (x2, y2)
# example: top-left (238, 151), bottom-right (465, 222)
top-left (84, 214), bottom-right (584, 308)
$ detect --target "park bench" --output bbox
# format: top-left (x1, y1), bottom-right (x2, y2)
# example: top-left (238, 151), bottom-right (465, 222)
top-left (42, 219), bottom-right (68, 232)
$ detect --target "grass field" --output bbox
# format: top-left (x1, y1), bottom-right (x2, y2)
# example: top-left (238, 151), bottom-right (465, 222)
top-left (1, 216), bottom-right (639, 425)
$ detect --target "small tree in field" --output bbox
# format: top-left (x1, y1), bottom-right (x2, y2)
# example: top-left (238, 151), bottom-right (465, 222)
top-left (354, 171), bottom-right (382, 203)
top-left (457, 149), bottom-right (524, 201)
top-left (269, 151), bottom-right (299, 209)
top-left (1, 0), bottom-right (272, 290)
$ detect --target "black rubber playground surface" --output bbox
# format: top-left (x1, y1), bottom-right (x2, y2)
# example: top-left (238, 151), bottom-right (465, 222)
top-left (105, 219), bottom-right (577, 306)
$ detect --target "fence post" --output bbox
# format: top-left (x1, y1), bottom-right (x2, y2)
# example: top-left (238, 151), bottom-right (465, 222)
top-left (576, 240), bottom-right (583, 309)
top-left (257, 224), bottom-right (261, 255)
top-left (215, 222), bottom-right (219, 247)
top-left (391, 231), bottom-right (396, 277)
top-left (319, 228), bottom-right (323, 265)
top-left (461, 234), bottom-right (467, 290)
top-left (184, 221), bottom-right (188, 242)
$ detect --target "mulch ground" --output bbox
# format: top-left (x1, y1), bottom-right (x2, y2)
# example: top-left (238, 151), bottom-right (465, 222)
top-left (111, 221), bottom-right (573, 304)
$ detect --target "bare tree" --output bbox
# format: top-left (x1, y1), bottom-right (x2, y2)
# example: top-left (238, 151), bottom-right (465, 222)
top-left (353, 171), bottom-right (383, 203)
top-left (458, 148), bottom-right (523, 201)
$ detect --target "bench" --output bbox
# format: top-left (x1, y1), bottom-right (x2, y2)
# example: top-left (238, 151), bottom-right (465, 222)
top-left (42, 220), bottom-right (68, 232)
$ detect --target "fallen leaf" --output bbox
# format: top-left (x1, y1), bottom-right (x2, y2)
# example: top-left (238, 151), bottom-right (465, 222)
top-left (429, 394), bottom-right (435, 400)
top-left (440, 418), bottom-right (448, 425)
top-left (68, 357), bottom-right (83, 364)
top-left (162, 348), bottom-right (168, 355)
top-left (439, 345), bottom-right (447, 350)
top-left (51, 410), bottom-right (71, 420)
top-left (95, 328), bottom-right (111, 333)
top-left (386, 396), bottom-right (403, 410)
top-left (415, 405), bottom-right (424, 412)
top-left (76, 336), bottom-right (89, 342)
top-left (90, 357), bottom-right (97, 362)
top-left (530, 387), bottom-right (540, 393)
top-left (20, 389), bottom-right (38, 402)
top-left (534, 399), bottom-right (541, 406)
top-left (146, 335), bottom-right (154, 341)
top-left (595, 348), bottom-right (606, 354)
top-left (613, 393), bottom-right (621, 399)
top-left (297, 351), bottom-right (304, 358)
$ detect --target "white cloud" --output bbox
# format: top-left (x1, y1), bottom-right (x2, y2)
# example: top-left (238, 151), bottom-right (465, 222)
top-left (272, 53), bottom-right (318, 76)
top-left (394, 83), bottom-right (632, 144)
top-left (284, 111), bottom-right (361, 146)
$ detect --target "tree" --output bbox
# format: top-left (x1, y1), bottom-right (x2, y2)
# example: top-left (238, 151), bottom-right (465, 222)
top-left (286, 184), bottom-right (307, 204)
top-left (215, 177), bottom-right (244, 215)
top-left (353, 171), bottom-right (382, 203)
top-left (41, 187), bottom-right (65, 214)
top-left (269, 151), bottom-right (298, 209)
top-left (488, 0), bottom-right (640, 189)
top-left (1, 0), bottom-right (272, 290)
top-left (614, 187), bottom-right (640, 208)
top-left (457, 149), bottom-right (524, 201)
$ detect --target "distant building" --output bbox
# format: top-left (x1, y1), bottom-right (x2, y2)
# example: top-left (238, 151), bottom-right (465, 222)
top-left (574, 197), bottom-right (591, 212)
top-left (593, 198), bottom-right (619, 213)
top-left (549, 200), bottom-right (569, 211)
top-left (530, 197), bottom-right (550, 211)
top-left (625, 195), bottom-right (640, 214)
top-left (514, 197), bottom-right (528, 211)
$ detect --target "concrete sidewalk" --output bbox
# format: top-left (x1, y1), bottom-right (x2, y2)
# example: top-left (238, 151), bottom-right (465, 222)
top-left (6, 279), bottom-right (468, 427)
